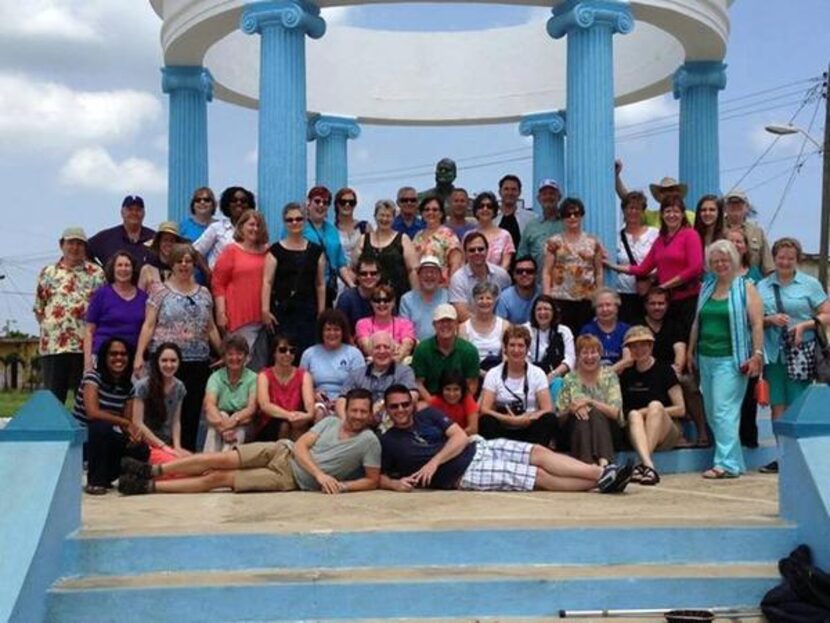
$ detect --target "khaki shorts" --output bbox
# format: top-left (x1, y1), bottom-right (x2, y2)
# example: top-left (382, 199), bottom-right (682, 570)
top-left (655, 419), bottom-right (682, 452)
top-left (233, 441), bottom-right (298, 492)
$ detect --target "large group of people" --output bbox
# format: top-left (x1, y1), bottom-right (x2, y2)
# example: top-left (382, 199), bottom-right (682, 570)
top-left (34, 167), bottom-right (828, 497)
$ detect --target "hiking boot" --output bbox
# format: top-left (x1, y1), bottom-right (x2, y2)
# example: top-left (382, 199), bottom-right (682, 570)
top-left (121, 456), bottom-right (152, 479)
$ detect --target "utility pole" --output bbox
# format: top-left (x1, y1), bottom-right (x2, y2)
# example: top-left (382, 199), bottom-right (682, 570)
top-left (819, 63), bottom-right (830, 289)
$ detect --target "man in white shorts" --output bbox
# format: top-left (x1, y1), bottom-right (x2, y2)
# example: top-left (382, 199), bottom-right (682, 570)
top-left (378, 384), bottom-right (631, 493)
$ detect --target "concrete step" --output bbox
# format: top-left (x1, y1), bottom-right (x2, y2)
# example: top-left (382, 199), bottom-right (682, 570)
top-left (63, 525), bottom-right (798, 577)
top-left (48, 563), bottom-right (776, 622)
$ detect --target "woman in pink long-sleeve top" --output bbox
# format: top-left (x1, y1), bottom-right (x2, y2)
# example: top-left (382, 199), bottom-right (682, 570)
top-left (606, 197), bottom-right (703, 338)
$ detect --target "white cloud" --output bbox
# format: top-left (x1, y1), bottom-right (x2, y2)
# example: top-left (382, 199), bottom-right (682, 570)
top-left (59, 147), bottom-right (166, 194)
top-left (0, 73), bottom-right (161, 152)
top-left (615, 95), bottom-right (677, 128)
top-left (0, 2), bottom-right (99, 43)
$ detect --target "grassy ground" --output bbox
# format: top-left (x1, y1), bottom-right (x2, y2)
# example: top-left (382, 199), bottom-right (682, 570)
top-left (0, 390), bottom-right (74, 418)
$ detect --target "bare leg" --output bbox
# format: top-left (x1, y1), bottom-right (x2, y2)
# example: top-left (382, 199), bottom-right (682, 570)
top-left (158, 450), bottom-right (241, 477)
top-left (626, 409), bottom-right (653, 468)
top-left (154, 470), bottom-right (236, 493)
top-left (530, 445), bottom-right (603, 481)
top-left (533, 470), bottom-right (597, 492)
top-left (644, 402), bottom-right (673, 454)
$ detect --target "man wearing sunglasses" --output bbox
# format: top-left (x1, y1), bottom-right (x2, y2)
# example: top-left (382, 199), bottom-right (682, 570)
top-left (119, 388), bottom-right (380, 495)
top-left (379, 384), bottom-right (631, 494)
top-left (449, 231), bottom-right (511, 323)
top-left (392, 186), bottom-right (425, 239)
top-left (336, 256), bottom-right (381, 331)
top-left (495, 255), bottom-right (541, 325)
top-left (88, 195), bottom-right (157, 268)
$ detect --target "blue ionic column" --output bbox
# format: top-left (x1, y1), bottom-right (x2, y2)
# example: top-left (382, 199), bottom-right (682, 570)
top-left (674, 61), bottom-right (727, 207)
top-left (161, 66), bottom-right (213, 224)
top-left (547, 0), bottom-right (633, 253)
top-left (241, 1), bottom-right (325, 238)
top-left (307, 114), bottom-right (361, 201)
top-left (519, 111), bottom-right (566, 215)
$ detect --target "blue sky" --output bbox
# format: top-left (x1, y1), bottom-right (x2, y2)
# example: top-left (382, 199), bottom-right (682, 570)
top-left (0, 0), bottom-right (828, 335)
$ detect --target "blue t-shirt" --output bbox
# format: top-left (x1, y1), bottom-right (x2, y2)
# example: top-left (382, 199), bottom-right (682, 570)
top-left (495, 285), bottom-right (540, 325)
top-left (304, 220), bottom-right (347, 278)
top-left (179, 216), bottom-right (213, 242)
top-left (580, 319), bottom-right (631, 365)
top-left (299, 343), bottom-right (365, 398)
top-left (392, 214), bottom-right (425, 239)
top-left (380, 407), bottom-right (476, 490)
top-left (335, 288), bottom-right (373, 332)
top-left (399, 288), bottom-right (449, 341)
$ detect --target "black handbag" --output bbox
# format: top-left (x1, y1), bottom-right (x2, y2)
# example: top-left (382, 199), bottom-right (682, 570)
top-left (773, 285), bottom-right (816, 382)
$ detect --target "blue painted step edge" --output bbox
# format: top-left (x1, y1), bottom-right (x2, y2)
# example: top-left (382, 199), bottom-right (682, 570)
top-left (64, 525), bottom-right (798, 577)
top-left (48, 576), bottom-right (775, 623)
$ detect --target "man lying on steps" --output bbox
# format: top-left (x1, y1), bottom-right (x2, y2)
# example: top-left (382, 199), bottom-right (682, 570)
top-left (118, 388), bottom-right (380, 495)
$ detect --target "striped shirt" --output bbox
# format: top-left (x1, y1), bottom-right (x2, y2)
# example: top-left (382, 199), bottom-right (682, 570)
top-left (72, 370), bottom-right (134, 425)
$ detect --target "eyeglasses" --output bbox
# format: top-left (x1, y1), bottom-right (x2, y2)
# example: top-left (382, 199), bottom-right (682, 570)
top-left (108, 351), bottom-right (128, 358)
top-left (284, 216), bottom-right (305, 224)
top-left (387, 400), bottom-right (412, 411)
top-left (195, 197), bottom-right (213, 204)
top-left (230, 196), bottom-right (249, 205)
top-left (311, 197), bottom-right (331, 206)
top-left (359, 270), bottom-right (379, 277)
top-left (563, 212), bottom-right (581, 219)
top-left (466, 246), bottom-right (487, 254)
top-left (338, 199), bottom-right (357, 207)
top-left (478, 203), bottom-right (494, 210)
top-left (372, 297), bottom-right (391, 304)
top-left (422, 206), bottom-right (442, 213)
top-left (277, 346), bottom-right (296, 354)
top-left (515, 268), bottom-right (536, 275)
top-left (399, 197), bottom-right (417, 204)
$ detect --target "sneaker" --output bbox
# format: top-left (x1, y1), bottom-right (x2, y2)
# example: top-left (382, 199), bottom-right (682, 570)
top-left (598, 460), bottom-right (634, 493)
top-left (117, 473), bottom-right (150, 496)
top-left (759, 460), bottom-right (779, 474)
top-left (121, 456), bottom-right (152, 479)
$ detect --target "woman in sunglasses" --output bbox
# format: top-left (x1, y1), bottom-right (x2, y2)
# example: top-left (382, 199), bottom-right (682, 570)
top-left (542, 197), bottom-right (603, 336)
top-left (473, 191), bottom-right (515, 272)
top-left (412, 195), bottom-right (463, 279)
top-left (193, 186), bottom-right (256, 268)
top-left (261, 203), bottom-right (325, 360)
top-left (334, 187), bottom-right (372, 275)
top-left (355, 284), bottom-right (416, 362)
top-left (256, 334), bottom-right (316, 441)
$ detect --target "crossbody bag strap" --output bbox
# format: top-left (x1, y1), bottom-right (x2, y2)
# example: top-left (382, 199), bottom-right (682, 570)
top-left (620, 229), bottom-right (637, 266)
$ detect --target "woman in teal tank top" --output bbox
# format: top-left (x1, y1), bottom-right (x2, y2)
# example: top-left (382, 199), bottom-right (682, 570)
top-left (688, 240), bottom-right (764, 479)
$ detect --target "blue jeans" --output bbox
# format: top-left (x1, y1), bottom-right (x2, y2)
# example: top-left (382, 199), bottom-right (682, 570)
top-left (698, 355), bottom-right (747, 474)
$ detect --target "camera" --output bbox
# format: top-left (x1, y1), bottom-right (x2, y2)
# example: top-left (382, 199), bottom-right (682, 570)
top-left (495, 400), bottom-right (525, 415)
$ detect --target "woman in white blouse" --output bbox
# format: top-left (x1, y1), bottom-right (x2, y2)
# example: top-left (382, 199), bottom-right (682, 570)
top-left (616, 191), bottom-right (659, 323)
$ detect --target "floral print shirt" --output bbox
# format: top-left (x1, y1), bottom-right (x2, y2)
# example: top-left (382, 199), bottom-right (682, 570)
top-left (148, 284), bottom-right (214, 361)
top-left (34, 260), bottom-right (104, 355)
top-left (547, 232), bottom-right (601, 301)
top-left (556, 367), bottom-right (622, 415)
top-left (413, 226), bottom-right (461, 268)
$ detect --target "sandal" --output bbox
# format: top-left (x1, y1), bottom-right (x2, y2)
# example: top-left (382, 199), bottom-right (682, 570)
top-left (639, 465), bottom-right (660, 486)
top-left (630, 464), bottom-right (645, 483)
top-left (702, 468), bottom-right (739, 480)
top-left (84, 484), bottom-right (108, 495)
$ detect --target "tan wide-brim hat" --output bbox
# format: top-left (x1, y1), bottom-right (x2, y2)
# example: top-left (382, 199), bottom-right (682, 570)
top-left (649, 177), bottom-right (688, 202)
top-left (147, 221), bottom-right (185, 250)
top-left (623, 325), bottom-right (655, 347)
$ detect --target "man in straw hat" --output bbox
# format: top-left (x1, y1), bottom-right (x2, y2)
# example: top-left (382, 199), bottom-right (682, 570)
top-left (614, 161), bottom-right (696, 227)
top-left (723, 189), bottom-right (774, 276)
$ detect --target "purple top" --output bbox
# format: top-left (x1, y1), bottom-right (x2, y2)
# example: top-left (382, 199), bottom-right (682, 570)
top-left (88, 224), bottom-right (157, 268)
top-left (86, 284), bottom-right (148, 354)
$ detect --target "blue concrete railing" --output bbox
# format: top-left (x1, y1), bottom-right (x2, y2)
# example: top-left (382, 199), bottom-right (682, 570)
top-left (0, 391), bottom-right (85, 623)
top-left (774, 384), bottom-right (830, 569)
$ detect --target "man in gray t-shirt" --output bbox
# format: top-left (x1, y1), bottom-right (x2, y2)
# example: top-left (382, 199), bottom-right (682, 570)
top-left (118, 389), bottom-right (381, 495)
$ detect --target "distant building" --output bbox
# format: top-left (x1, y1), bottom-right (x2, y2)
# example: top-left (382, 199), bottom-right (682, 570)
top-left (0, 337), bottom-right (40, 391)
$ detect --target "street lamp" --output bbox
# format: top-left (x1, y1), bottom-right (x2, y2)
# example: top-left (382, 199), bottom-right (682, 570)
top-left (765, 111), bottom-right (830, 289)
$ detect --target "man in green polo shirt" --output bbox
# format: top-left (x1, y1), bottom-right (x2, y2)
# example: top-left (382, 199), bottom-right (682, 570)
top-left (411, 304), bottom-right (480, 400)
